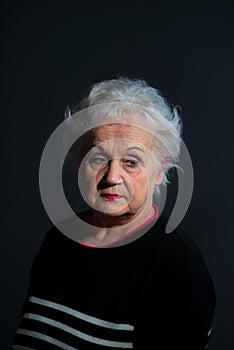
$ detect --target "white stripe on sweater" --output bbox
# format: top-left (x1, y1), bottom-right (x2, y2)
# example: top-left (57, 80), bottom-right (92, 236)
top-left (22, 313), bottom-right (133, 348)
top-left (29, 296), bottom-right (134, 331)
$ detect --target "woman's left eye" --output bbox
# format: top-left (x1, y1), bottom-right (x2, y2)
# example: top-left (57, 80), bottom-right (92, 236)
top-left (124, 159), bottom-right (139, 167)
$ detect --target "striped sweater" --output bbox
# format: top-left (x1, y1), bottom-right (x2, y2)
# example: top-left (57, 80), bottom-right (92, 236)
top-left (12, 216), bottom-right (215, 349)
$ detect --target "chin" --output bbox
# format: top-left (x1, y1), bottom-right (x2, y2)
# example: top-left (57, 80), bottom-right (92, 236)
top-left (93, 207), bottom-right (132, 218)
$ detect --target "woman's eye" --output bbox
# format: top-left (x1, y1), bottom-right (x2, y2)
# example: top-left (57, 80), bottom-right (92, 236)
top-left (124, 159), bottom-right (139, 167)
top-left (90, 157), bottom-right (107, 165)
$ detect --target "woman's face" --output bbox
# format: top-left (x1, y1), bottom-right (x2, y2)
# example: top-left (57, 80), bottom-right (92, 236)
top-left (78, 124), bottom-right (164, 221)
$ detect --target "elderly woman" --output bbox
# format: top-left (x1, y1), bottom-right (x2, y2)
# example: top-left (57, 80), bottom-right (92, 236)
top-left (12, 77), bottom-right (215, 349)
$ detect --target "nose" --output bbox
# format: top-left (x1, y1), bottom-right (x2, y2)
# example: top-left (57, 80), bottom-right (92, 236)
top-left (103, 159), bottom-right (124, 185)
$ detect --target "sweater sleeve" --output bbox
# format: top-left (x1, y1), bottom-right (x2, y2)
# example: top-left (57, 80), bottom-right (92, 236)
top-left (132, 231), bottom-right (216, 350)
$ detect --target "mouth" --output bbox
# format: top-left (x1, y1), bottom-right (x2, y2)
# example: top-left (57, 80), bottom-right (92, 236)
top-left (100, 194), bottom-right (123, 201)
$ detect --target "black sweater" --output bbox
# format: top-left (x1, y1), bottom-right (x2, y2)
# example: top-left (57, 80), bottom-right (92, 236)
top-left (12, 216), bottom-right (215, 350)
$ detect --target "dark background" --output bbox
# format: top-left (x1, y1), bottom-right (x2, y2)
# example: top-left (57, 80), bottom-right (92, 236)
top-left (1, 1), bottom-right (234, 349)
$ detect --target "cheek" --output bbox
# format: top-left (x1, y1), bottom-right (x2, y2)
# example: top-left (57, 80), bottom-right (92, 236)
top-left (79, 166), bottom-right (98, 197)
top-left (130, 174), bottom-right (148, 198)
top-left (83, 165), bottom-right (98, 183)
top-left (95, 170), bottom-right (105, 184)
top-left (130, 166), bottom-right (157, 201)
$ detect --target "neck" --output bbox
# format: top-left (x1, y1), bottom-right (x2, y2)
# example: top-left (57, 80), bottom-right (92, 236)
top-left (80, 204), bottom-right (157, 247)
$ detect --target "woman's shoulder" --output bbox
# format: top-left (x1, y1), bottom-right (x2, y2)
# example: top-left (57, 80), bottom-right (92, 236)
top-left (30, 224), bottom-right (73, 270)
top-left (146, 215), bottom-right (205, 261)
top-left (139, 215), bottom-right (214, 290)
top-left (148, 215), bottom-right (216, 306)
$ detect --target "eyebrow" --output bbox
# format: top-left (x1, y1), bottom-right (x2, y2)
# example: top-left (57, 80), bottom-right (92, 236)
top-left (126, 146), bottom-right (146, 154)
top-left (89, 145), bottom-right (146, 154)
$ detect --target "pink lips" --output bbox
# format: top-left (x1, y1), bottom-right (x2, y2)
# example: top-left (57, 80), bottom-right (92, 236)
top-left (101, 194), bottom-right (122, 201)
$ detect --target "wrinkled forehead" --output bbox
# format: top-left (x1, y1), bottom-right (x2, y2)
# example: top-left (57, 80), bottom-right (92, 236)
top-left (83, 123), bottom-right (155, 150)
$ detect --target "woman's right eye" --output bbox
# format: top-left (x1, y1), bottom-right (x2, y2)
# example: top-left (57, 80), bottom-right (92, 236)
top-left (89, 157), bottom-right (107, 165)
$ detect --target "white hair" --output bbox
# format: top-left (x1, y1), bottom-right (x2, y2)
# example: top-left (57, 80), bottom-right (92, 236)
top-left (66, 77), bottom-right (183, 195)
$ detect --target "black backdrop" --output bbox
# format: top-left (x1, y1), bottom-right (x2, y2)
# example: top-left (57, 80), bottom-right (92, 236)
top-left (1, 1), bottom-right (234, 349)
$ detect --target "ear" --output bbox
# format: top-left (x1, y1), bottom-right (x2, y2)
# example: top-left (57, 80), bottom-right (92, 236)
top-left (155, 169), bottom-right (164, 186)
